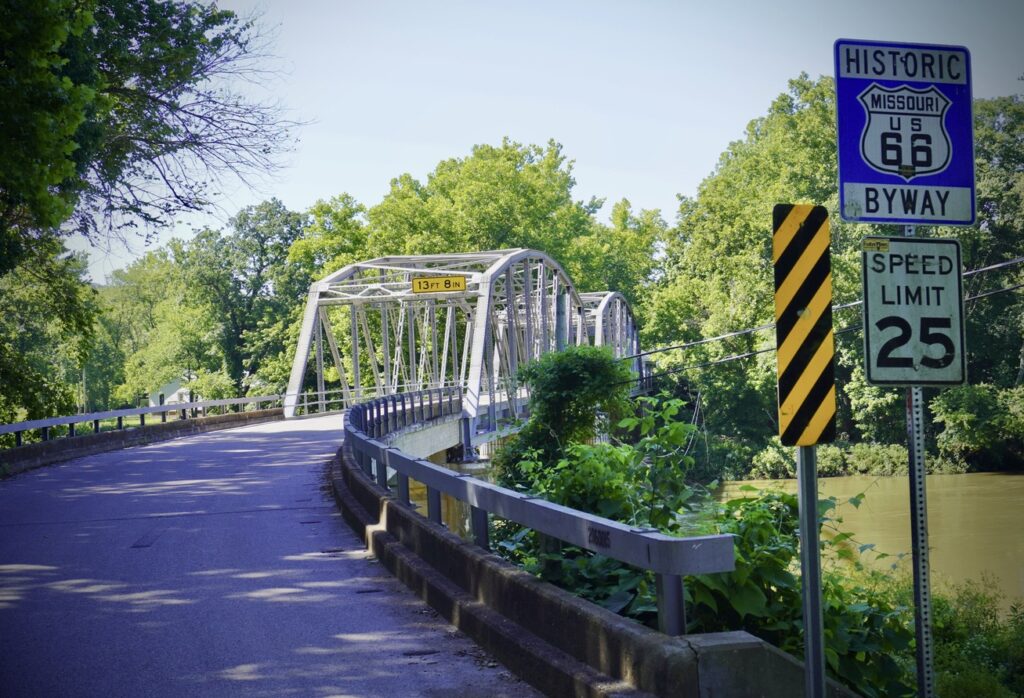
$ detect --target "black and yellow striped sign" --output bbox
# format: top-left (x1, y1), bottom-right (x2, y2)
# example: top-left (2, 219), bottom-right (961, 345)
top-left (773, 204), bottom-right (836, 446)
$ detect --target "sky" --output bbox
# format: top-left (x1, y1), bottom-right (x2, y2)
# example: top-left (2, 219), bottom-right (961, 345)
top-left (71, 0), bottom-right (1024, 282)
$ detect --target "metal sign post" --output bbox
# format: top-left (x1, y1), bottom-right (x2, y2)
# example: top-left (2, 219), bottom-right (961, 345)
top-left (797, 445), bottom-right (825, 698)
top-left (907, 383), bottom-right (935, 696)
top-left (903, 224), bottom-right (937, 698)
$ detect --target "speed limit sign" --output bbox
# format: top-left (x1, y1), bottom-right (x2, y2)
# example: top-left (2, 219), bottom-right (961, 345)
top-left (862, 237), bottom-right (966, 385)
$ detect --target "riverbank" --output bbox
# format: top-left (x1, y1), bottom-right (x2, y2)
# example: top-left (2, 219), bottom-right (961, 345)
top-left (716, 472), bottom-right (1024, 613)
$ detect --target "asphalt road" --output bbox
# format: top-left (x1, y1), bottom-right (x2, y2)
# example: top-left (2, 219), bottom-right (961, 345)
top-left (0, 416), bottom-right (538, 697)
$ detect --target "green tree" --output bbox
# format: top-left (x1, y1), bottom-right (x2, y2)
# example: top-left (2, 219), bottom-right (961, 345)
top-left (570, 199), bottom-right (665, 306)
top-left (643, 77), bottom-right (1024, 476)
top-left (644, 75), bottom-right (872, 469)
top-left (957, 95), bottom-right (1024, 386)
top-left (0, 240), bottom-right (97, 428)
top-left (178, 198), bottom-right (305, 392)
top-left (288, 193), bottom-right (368, 281)
top-left (88, 249), bottom-right (218, 407)
top-left (64, 0), bottom-right (297, 242)
top-left (0, 0), bottom-right (93, 274)
top-left (0, 0), bottom-right (297, 274)
top-left (367, 139), bottom-right (600, 265)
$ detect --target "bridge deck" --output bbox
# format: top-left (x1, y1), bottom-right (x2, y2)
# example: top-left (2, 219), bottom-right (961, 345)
top-left (0, 416), bottom-right (536, 697)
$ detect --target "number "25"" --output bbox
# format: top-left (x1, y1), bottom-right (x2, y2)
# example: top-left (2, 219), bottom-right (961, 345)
top-left (876, 316), bottom-right (955, 369)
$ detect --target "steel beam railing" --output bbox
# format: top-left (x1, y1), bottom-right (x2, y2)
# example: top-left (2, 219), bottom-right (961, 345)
top-left (344, 386), bottom-right (735, 636)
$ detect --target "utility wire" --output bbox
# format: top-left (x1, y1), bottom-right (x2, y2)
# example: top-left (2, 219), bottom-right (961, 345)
top-left (626, 256), bottom-right (1024, 361)
top-left (625, 282), bottom-right (1024, 384)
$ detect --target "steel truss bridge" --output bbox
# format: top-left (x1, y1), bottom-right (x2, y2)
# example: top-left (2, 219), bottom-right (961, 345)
top-left (285, 249), bottom-right (647, 444)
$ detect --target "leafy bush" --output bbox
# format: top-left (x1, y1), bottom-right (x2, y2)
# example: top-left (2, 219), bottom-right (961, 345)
top-left (493, 345), bottom-right (633, 487)
top-left (932, 384), bottom-right (1024, 471)
top-left (749, 438), bottom-right (796, 479)
top-left (815, 444), bottom-right (847, 476)
top-left (694, 434), bottom-right (758, 481)
top-left (687, 488), bottom-right (915, 697)
top-left (494, 396), bottom-right (708, 619)
top-left (493, 376), bottom-right (1024, 696)
top-left (925, 578), bottom-right (1024, 697)
top-left (746, 441), bottom-right (909, 479)
top-left (846, 442), bottom-right (909, 476)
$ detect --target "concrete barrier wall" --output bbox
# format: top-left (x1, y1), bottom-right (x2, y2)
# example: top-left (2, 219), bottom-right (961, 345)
top-left (333, 442), bottom-right (858, 698)
top-left (388, 417), bottom-right (462, 459)
top-left (0, 409), bottom-right (284, 477)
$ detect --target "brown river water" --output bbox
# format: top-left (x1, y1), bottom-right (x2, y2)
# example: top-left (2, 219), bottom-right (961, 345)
top-left (716, 472), bottom-right (1024, 610)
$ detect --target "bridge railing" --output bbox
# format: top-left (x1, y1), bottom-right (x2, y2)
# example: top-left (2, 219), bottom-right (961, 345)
top-left (0, 395), bottom-right (285, 449)
top-left (0, 385), bottom-right (383, 449)
top-left (345, 387), bottom-right (735, 636)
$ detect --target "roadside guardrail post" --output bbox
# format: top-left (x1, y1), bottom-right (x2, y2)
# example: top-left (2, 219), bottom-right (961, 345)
top-left (375, 447), bottom-right (388, 489)
top-left (427, 487), bottom-right (442, 524)
top-left (471, 506), bottom-right (489, 550)
top-left (397, 470), bottom-right (410, 505)
top-left (656, 573), bottom-right (687, 636)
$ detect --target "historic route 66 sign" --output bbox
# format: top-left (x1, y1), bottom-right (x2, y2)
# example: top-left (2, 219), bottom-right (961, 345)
top-left (858, 84), bottom-right (951, 179)
top-left (835, 39), bottom-right (975, 225)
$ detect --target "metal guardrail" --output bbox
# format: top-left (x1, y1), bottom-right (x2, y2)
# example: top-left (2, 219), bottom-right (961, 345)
top-left (345, 387), bottom-right (735, 636)
top-left (0, 395), bottom-right (287, 448)
top-left (0, 385), bottom-right (381, 449)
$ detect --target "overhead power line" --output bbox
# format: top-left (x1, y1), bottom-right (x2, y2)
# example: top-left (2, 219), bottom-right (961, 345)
top-left (629, 282), bottom-right (1024, 383)
top-left (627, 256), bottom-right (1024, 361)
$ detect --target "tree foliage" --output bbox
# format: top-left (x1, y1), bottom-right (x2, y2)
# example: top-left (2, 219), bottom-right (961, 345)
top-left (64, 0), bottom-right (297, 242)
top-left (0, 0), bottom-right (92, 273)
top-left (493, 345), bottom-right (633, 488)
top-left (643, 75), bottom-right (1024, 477)
top-left (0, 241), bottom-right (97, 427)
top-left (368, 139), bottom-right (595, 260)
top-left (0, 0), bottom-right (297, 275)
top-left (177, 198), bottom-right (306, 392)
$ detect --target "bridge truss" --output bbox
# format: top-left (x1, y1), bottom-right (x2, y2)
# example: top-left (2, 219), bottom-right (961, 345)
top-left (284, 249), bottom-right (644, 439)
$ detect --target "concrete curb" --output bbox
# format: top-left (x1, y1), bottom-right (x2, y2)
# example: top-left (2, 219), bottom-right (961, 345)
top-left (332, 474), bottom-right (650, 698)
top-left (0, 409), bottom-right (284, 477)
top-left (333, 439), bottom-right (860, 698)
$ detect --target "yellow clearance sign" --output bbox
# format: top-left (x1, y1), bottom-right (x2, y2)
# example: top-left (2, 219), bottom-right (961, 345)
top-left (411, 275), bottom-right (467, 294)
top-left (772, 204), bottom-right (837, 446)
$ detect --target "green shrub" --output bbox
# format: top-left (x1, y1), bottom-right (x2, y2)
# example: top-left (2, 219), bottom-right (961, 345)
top-left (937, 667), bottom-right (1016, 698)
top-left (687, 488), bottom-right (916, 697)
top-left (493, 345), bottom-right (633, 488)
top-left (816, 444), bottom-right (847, 476)
top-left (846, 442), bottom-right (908, 476)
top-left (749, 438), bottom-right (795, 479)
top-left (926, 578), bottom-right (1024, 696)
top-left (493, 384), bottom-right (1024, 697)
top-left (699, 435), bottom-right (757, 480)
top-left (746, 441), bottom-right (910, 479)
top-left (931, 384), bottom-right (1024, 471)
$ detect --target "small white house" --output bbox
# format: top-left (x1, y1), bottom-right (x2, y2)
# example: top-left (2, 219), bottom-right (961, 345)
top-left (148, 379), bottom-right (191, 407)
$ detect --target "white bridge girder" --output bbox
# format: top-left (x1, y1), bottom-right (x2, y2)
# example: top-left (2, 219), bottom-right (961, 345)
top-left (284, 249), bottom-right (645, 433)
